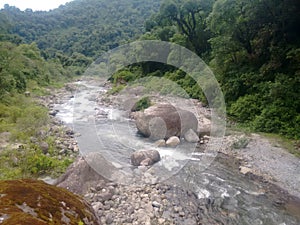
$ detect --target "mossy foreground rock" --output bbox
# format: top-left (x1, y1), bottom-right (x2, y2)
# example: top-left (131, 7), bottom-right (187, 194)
top-left (0, 179), bottom-right (100, 225)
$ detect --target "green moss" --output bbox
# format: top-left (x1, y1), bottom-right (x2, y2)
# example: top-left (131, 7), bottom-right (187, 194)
top-left (0, 179), bottom-right (99, 225)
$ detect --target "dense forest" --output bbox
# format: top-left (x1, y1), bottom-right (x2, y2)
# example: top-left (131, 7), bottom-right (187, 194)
top-left (116, 0), bottom-right (300, 138)
top-left (1, 0), bottom-right (161, 57)
top-left (0, 0), bottom-right (299, 142)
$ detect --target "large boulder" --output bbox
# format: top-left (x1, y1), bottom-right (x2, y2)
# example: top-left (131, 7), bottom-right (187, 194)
top-left (0, 179), bottom-right (100, 225)
top-left (134, 103), bottom-right (198, 140)
top-left (55, 156), bottom-right (108, 195)
top-left (131, 150), bottom-right (161, 166)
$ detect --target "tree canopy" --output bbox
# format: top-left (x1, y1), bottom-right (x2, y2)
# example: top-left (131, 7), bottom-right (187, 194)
top-left (0, 0), bottom-right (299, 138)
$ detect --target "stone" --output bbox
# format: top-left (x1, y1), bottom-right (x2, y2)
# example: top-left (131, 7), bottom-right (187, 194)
top-left (158, 218), bottom-right (166, 224)
top-left (92, 201), bottom-right (103, 211)
top-left (184, 129), bottom-right (199, 143)
top-left (152, 201), bottom-right (162, 208)
top-left (239, 166), bottom-right (252, 175)
top-left (154, 139), bottom-right (166, 147)
top-left (131, 150), bottom-right (161, 166)
top-left (97, 191), bottom-right (113, 202)
top-left (140, 158), bottom-right (153, 166)
top-left (39, 142), bottom-right (49, 154)
top-left (49, 110), bottom-right (59, 116)
top-left (55, 156), bottom-right (108, 195)
top-left (166, 136), bottom-right (180, 147)
top-left (106, 214), bottom-right (114, 224)
top-left (0, 179), bottom-right (100, 225)
top-left (134, 103), bottom-right (198, 140)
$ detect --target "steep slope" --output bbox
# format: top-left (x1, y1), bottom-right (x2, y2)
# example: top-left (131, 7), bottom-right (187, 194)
top-left (1, 0), bottom-right (161, 57)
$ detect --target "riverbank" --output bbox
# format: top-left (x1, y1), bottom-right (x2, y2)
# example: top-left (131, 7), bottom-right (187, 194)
top-left (102, 79), bottom-right (300, 199)
top-left (26, 77), bottom-right (299, 224)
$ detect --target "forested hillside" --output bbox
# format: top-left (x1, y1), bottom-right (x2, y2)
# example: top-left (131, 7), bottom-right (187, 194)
top-left (0, 0), bottom-right (163, 179)
top-left (0, 0), bottom-right (299, 140)
top-left (113, 0), bottom-right (300, 138)
top-left (1, 0), bottom-right (161, 57)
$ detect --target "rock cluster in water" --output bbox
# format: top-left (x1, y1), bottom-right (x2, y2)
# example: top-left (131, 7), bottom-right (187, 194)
top-left (55, 157), bottom-right (201, 225)
top-left (133, 103), bottom-right (198, 141)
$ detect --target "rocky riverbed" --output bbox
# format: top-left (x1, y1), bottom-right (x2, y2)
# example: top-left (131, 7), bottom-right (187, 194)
top-left (50, 78), bottom-right (300, 224)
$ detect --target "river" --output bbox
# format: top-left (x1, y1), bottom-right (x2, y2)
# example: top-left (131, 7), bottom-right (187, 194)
top-left (54, 78), bottom-right (300, 225)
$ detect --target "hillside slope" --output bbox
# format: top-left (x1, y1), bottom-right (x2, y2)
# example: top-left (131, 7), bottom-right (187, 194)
top-left (1, 0), bottom-right (161, 57)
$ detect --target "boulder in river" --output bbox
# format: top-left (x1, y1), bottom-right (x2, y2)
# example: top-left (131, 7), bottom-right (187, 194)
top-left (0, 179), bottom-right (99, 225)
top-left (134, 103), bottom-right (198, 140)
top-left (166, 136), bottom-right (180, 147)
top-left (131, 149), bottom-right (161, 166)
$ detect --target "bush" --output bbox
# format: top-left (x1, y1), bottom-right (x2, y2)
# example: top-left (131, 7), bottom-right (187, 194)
top-left (131, 96), bottom-right (152, 112)
top-left (0, 147), bottom-right (73, 180)
top-left (15, 105), bottom-right (49, 138)
top-left (108, 84), bottom-right (125, 95)
top-left (229, 94), bottom-right (262, 122)
top-left (253, 104), bottom-right (299, 138)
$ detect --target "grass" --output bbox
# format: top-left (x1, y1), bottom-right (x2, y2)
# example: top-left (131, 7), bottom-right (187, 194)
top-left (225, 120), bottom-right (300, 157)
top-left (0, 86), bottom-right (75, 180)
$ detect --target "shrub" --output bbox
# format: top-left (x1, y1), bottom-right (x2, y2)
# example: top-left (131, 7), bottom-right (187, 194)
top-left (16, 105), bottom-right (49, 137)
top-left (131, 96), bottom-right (152, 112)
top-left (229, 94), bottom-right (262, 122)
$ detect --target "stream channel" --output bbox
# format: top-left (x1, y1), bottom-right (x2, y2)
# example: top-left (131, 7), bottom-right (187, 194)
top-left (54, 79), bottom-right (300, 225)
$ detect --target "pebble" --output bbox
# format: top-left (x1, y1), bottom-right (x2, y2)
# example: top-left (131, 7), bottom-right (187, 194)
top-left (152, 201), bottom-right (162, 208)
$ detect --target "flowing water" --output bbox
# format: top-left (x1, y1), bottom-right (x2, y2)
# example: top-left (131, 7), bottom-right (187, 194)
top-left (55, 79), bottom-right (300, 225)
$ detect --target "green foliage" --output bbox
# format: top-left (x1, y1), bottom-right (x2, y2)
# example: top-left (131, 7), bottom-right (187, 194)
top-left (208, 0), bottom-right (300, 138)
top-left (1, 0), bottom-right (300, 140)
top-left (144, 0), bottom-right (214, 55)
top-left (0, 147), bottom-right (73, 180)
top-left (229, 95), bottom-right (262, 123)
top-left (15, 105), bottom-right (49, 138)
top-left (0, 0), bottom-right (161, 58)
top-left (112, 69), bottom-right (137, 84)
top-left (132, 96), bottom-right (152, 112)
top-left (108, 84), bottom-right (126, 95)
top-left (0, 94), bottom-right (49, 139)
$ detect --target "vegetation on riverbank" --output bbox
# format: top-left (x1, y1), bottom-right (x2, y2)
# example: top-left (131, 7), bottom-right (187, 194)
top-left (0, 39), bottom-right (76, 180)
top-left (109, 0), bottom-right (300, 139)
top-left (0, 0), bottom-right (299, 179)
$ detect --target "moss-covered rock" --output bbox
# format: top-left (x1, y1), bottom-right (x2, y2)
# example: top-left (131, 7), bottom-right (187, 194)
top-left (0, 179), bottom-right (100, 225)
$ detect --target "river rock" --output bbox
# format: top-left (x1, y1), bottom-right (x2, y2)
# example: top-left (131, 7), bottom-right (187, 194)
top-left (184, 129), bottom-right (200, 143)
top-left (239, 166), bottom-right (252, 175)
top-left (131, 150), bottom-right (161, 166)
top-left (154, 139), bottom-right (166, 147)
top-left (39, 141), bottom-right (49, 154)
top-left (0, 179), bottom-right (99, 225)
top-left (55, 156), bottom-right (108, 195)
top-left (134, 103), bottom-right (198, 140)
top-left (166, 136), bottom-right (180, 147)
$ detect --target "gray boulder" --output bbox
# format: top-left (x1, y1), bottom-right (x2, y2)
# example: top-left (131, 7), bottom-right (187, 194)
top-left (134, 103), bottom-right (198, 140)
top-left (131, 150), bottom-right (161, 166)
top-left (184, 129), bottom-right (200, 143)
